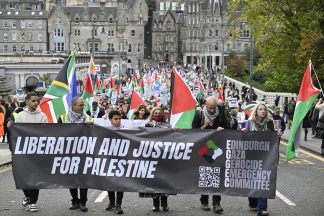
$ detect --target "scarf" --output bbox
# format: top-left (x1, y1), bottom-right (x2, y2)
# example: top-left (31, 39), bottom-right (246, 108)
top-left (90, 107), bottom-right (99, 118)
top-left (203, 105), bottom-right (219, 126)
top-left (251, 118), bottom-right (268, 131)
top-left (66, 109), bottom-right (87, 123)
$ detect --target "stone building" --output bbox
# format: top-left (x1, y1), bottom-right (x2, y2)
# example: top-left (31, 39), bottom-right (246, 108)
top-left (0, 0), bottom-right (48, 54)
top-left (47, 0), bottom-right (148, 69)
top-left (151, 9), bottom-right (183, 63)
top-left (181, 0), bottom-right (251, 70)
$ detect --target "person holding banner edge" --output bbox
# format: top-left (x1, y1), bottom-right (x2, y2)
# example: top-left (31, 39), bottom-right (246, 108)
top-left (192, 96), bottom-right (229, 214)
top-left (58, 97), bottom-right (93, 212)
top-left (140, 107), bottom-right (172, 212)
top-left (242, 103), bottom-right (281, 216)
top-left (105, 110), bottom-right (125, 214)
top-left (13, 92), bottom-right (48, 212)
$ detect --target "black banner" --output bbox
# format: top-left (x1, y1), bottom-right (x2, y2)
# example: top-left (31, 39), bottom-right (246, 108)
top-left (10, 123), bottom-right (279, 198)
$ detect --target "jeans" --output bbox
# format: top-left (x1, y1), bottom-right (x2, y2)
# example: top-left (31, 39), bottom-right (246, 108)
top-left (69, 188), bottom-right (88, 204)
top-left (23, 189), bottom-right (39, 204)
top-left (248, 197), bottom-right (267, 211)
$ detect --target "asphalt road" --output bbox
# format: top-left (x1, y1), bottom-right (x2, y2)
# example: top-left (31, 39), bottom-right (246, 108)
top-left (0, 142), bottom-right (323, 216)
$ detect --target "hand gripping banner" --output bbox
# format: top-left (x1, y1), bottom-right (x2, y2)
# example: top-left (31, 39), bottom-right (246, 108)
top-left (9, 123), bottom-right (279, 198)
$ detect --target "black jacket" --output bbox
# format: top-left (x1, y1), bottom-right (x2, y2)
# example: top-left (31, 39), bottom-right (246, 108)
top-left (192, 106), bottom-right (230, 129)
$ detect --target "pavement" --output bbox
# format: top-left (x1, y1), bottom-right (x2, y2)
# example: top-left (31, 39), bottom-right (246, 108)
top-left (0, 129), bottom-right (322, 167)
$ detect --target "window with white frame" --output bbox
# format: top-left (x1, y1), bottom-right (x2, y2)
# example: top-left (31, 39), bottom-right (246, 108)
top-left (13, 45), bottom-right (16, 52)
top-left (75, 17), bottom-right (80, 24)
top-left (27, 21), bottom-right (32, 28)
top-left (4, 21), bottom-right (8, 28)
top-left (131, 30), bottom-right (135, 37)
top-left (4, 33), bottom-right (8, 40)
top-left (21, 21), bottom-right (25, 28)
top-left (38, 21), bottom-right (42, 28)
top-left (4, 45), bottom-right (8, 52)
top-left (241, 29), bottom-right (250, 38)
top-left (12, 21), bottom-right (16, 28)
top-left (74, 29), bottom-right (80, 36)
top-left (29, 45), bottom-right (34, 51)
top-left (27, 32), bottom-right (32, 41)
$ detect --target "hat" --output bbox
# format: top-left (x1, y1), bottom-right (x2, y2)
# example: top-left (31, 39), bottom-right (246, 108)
top-left (274, 106), bottom-right (280, 112)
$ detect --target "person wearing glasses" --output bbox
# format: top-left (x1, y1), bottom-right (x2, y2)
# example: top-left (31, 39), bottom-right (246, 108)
top-left (58, 97), bottom-right (93, 212)
top-left (192, 96), bottom-right (229, 214)
top-left (140, 107), bottom-right (171, 212)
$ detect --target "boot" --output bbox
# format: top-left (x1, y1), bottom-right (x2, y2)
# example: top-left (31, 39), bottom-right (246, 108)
top-left (69, 199), bottom-right (80, 210)
top-left (161, 196), bottom-right (169, 212)
top-left (152, 197), bottom-right (160, 212)
top-left (213, 201), bottom-right (223, 214)
top-left (80, 203), bottom-right (88, 212)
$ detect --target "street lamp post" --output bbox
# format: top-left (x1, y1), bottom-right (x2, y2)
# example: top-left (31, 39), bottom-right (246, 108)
top-left (249, 26), bottom-right (253, 103)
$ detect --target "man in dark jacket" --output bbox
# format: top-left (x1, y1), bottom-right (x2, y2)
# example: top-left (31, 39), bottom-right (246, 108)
top-left (192, 96), bottom-right (229, 214)
top-left (86, 101), bottom-right (105, 118)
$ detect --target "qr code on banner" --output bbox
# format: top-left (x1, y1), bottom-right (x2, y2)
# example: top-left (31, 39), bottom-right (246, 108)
top-left (198, 166), bottom-right (220, 188)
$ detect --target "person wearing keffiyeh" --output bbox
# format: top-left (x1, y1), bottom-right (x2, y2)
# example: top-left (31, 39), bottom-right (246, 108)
top-left (58, 97), bottom-right (93, 212)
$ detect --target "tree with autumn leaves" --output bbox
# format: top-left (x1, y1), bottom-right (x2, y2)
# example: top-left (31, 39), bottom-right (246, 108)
top-left (227, 0), bottom-right (324, 92)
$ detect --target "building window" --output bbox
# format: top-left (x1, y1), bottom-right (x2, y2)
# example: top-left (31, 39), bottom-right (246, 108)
top-left (13, 45), bottom-right (16, 52)
top-left (38, 45), bottom-right (42, 52)
top-left (4, 45), bottom-right (8, 52)
top-left (209, 29), bottom-right (212, 37)
top-left (27, 21), bottom-right (32, 28)
top-left (74, 29), bottom-right (80, 36)
top-left (12, 21), bottom-right (16, 28)
top-left (92, 29), bottom-right (97, 37)
top-left (128, 44), bottom-right (132, 52)
top-left (27, 32), bottom-right (32, 41)
top-left (107, 43), bottom-right (114, 52)
top-left (215, 44), bottom-right (219, 51)
top-left (237, 43), bottom-right (242, 52)
top-left (138, 43), bottom-right (141, 52)
top-left (75, 17), bottom-right (80, 24)
top-left (21, 32), bottom-right (25, 41)
top-left (126, 18), bottom-right (128, 24)
top-left (12, 32), bottom-right (17, 41)
top-left (4, 33), bottom-right (8, 41)
top-left (29, 45), bottom-right (33, 51)
top-left (21, 21), bottom-right (26, 28)
top-left (4, 21), bottom-right (8, 28)
top-left (38, 21), bottom-right (42, 28)
top-left (131, 30), bottom-right (135, 37)
top-left (215, 29), bottom-right (219, 37)
top-left (241, 29), bottom-right (250, 38)
top-left (94, 43), bottom-right (99, 51)
top-left (38, 33), bottom-right (42, 41)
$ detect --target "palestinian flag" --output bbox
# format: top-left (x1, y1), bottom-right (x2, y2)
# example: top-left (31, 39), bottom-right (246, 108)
top-left (40, 52), bottom-right (76, 123)
top-left (286, 63), bottom-right (320, 162)
top-left (196, 79), bottom-right (206, 101)
top-left (94, 76), bottom-right (101, 93)
top-left (198, 140), bottom-right (223, 164)
top-left (170, 68), bottom-right (197, 129)
top-left (101, 79), bottom-right (107, 92)
top-left (127, 90), bottom-right (146, 119)
top-left (81, 56), bottom-right (95, 112)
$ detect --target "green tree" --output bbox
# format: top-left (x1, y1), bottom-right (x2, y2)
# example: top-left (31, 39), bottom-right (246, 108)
top-left (227, 0), bottom-right (324, 93)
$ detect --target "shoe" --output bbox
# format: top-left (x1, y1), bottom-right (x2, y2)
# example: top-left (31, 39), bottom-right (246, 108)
top-left (257, 210), bottom-right (269, 216)
top-left (114, 205), bottom-right (124, 214)
top-left (213, 203), bottom-right (224, 214)
top-left (106, 203), bottom-right (115, 211)
top-left (152, 205), bottom-right (159, 212)
top-left (162, 206), bottom-right (169, 212)
top-left (26, 204), bottom-right (39, 212)
top-left (22, 197), bottom-right (30, 207)
top-left (80, 203), bottom-right (88, 212)
top-left (200, 203), bottom-right (211, 211)
top-left (249, 207), bottom-right (257, 212)
top-left (69, 200), bottom-right (80, 210)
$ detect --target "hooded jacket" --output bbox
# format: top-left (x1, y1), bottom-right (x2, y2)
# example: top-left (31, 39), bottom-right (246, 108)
top-left (15, 107), bottom-right (48, 123)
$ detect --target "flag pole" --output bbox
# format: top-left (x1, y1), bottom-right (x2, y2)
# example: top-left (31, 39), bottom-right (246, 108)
top-left (310, 60), bottom-right (324, 97)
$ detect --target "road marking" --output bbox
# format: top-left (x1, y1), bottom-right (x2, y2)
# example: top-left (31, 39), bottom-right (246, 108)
top-left (276, 190), bottom-right (296, 206)
top-left (280, 141), bottom-right (324, 162)
top-left (94, 191), bottom-right (107, 203)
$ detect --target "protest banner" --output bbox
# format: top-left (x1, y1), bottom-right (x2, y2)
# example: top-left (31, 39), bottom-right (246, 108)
top-left (10, 124), bottom-right (279, 198)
